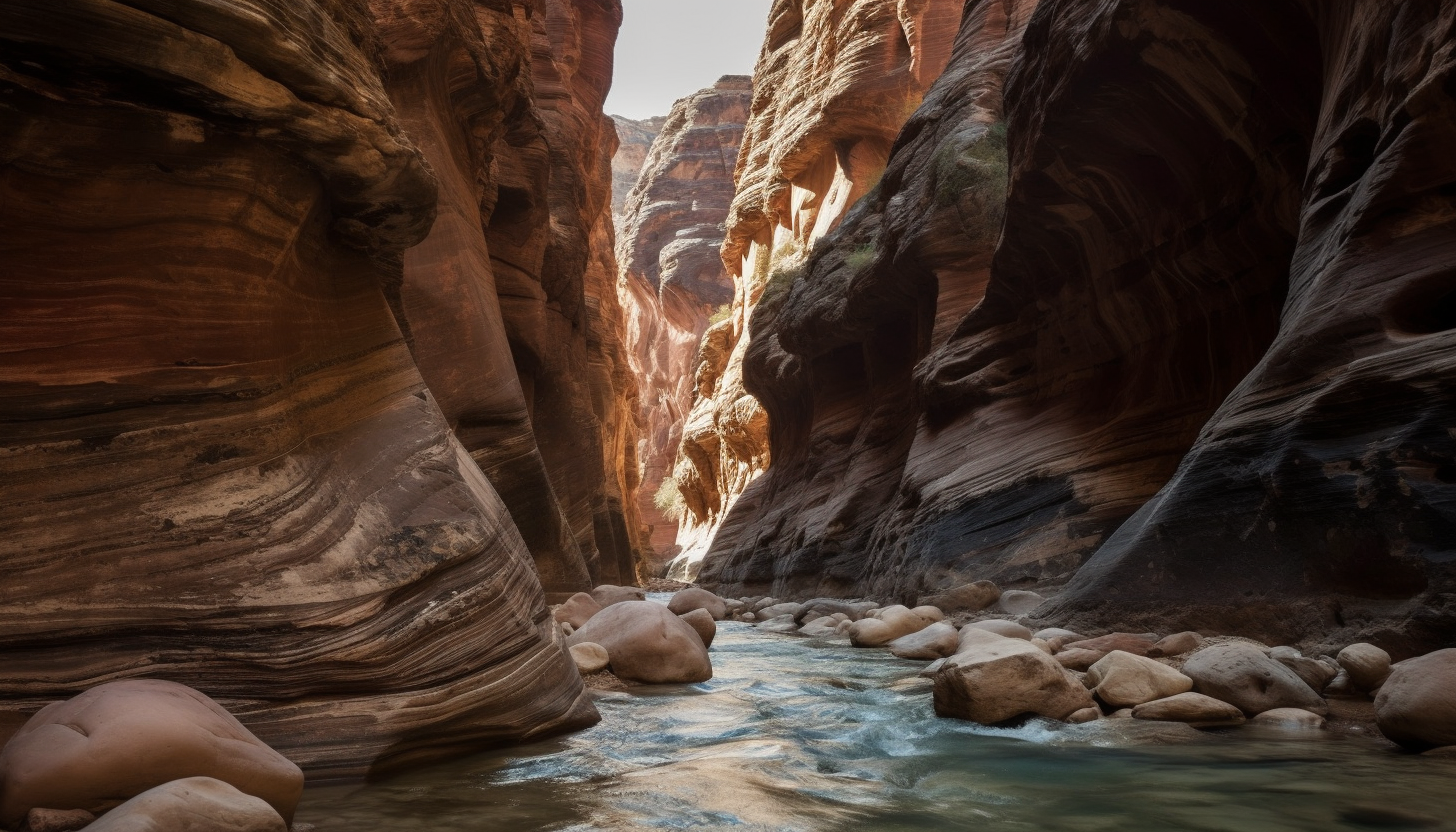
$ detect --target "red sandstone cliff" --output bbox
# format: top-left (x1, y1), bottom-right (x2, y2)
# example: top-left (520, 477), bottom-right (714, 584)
top-left (0, 0), bottom-right (634, 777)
top-left (669, 0), bottom-right (967, 578)
top-left (615, 77), bottom-right (753, 573)
top-left (700, 0), bottom-right (1456, 653)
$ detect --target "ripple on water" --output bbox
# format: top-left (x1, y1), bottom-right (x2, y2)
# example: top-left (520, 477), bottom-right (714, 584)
top-left (295, 616), bottom-right (1456, 832)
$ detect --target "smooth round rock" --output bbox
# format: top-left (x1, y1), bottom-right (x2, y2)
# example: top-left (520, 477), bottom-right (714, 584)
top-left (888, 622), bottom-right (960, 660)
top-left (849, 606), bottom-right (930, 647)
top-left (553, 592), bottom-right (603, 629)
top-left (934, 634), bottom-right (1094, 724)
top-left (1087, 651), bottom-right (1194, 708)
top-left (590, 585), bottom-right (646, 608)
top-left (962, 620), bottom-right (1032, 640)
top-left (1146, 632), bottom-right (1203, 658)
top-left (1067, 707), bottom-right (1101, 724)
top-left (0, 680), bottom-right (302, 827)
top-left (1033, 628), bottom-right (1084, 643)
top-left (1338, 643), bottom-right (1393, 692)
top-left (86, 777), bottom-right (285, 832)
top-left (995, 590), bottom-right (1046, 615)
top-left (568, 642), bottom-right (610, 675)
top-left (922, 581), bottom-right (1001, 613)
top-left (566, 601), bottom-right (711, 684)
top-left (1133, 693), bottom-right (1246, 727)
top-left (1055, 648), bottom-right (1106, 672)
top-left (1183, 643), bottom-right (1328, 716)
top-left (678, 608), bottom-right (717, 648)
top-left (667, 588), bottom-right (728, 621)
top-left (1252, 708), bottom-right (1327, 729)
top-left (910, 605), bottom-right (946, 623)
top-left (1375, 648), bottom-right (1456, 750)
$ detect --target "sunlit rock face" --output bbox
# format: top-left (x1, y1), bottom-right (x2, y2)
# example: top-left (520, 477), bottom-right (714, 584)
top-left (702, 0), bottom-right (1456, 652)
top-left (670, 0), bottom-right (967, 579)
top-left (0, 0), bottom-right (638, 778)
top-left (611, 115), bottom-right (664, 227)
top-left (615, 77), bottom-right (753, 574)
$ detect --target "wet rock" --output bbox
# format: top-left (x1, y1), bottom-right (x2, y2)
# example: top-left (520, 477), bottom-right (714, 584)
top-left (935, 631), bottom-right (1095, 724)
top-left (1061, 633), bottom-right (1159, 658)
top-left (566, 601), bottom-right (711, 684)
top-left (924, 582), bottom-right (1002, 614)
top-left (749, 597), bottom-right (781, 614)
top-left (0, 680), bottom-right (302, 827)
top-left (797, 599), bottom-right (876, 622)
top-left (568, 643), bottom-right (611, 675)
top-left (849, 606), bottom-right (932, 648)
top-left (86, 778), bottom-right (285, 832)
top-left (23, 808), bottom-right (95, 832)
top-left (921, 658), bottom-right (949, 678)
top-left (888, 623), bottom-right (960, 660)
top-left (962, 620), bottom-right (1032, 640)
top-left (1146, 632), bottom-right (1203, 658)
top-left (1375, 649), bottom-right (1456, 750)
top-left (1068, 708), bottom-right (1101, 724)
top-left (1423, 746), bottom-right (1456, 757)
top-left (678, 609), bottom-right (717, 648)
top-left (1251, 708), bottom-right (1326, 729)
top-left (798, 617), bottom-right (841, 637)
top-left (756, 603), bottom-right (806, 621)
top-left (1107, 709), bottom-right (1134, 720)
top-left (667, 589), bottom-right (729, 621)
top-left (1182, 643), bottom-right (1327, 716)
top-left (1132, 693), bottom-right (1246, 728)
top-left (1055, 649), bottom-right (1107, 672)
top-left (757, 614), bottom-right (802, 634)
top-left (591, 585), bottom-right (647, 608)
top-left (995, 590), bottom-right (1046, 615)
top-left (1033, 628), bottom-right (1084, 643)
top-left (1086, 651), bottom-right (1194, 708)
top-left (1338, 644), bottom-right (1393, 693)
top-left (554, 592), bottom-right (604, 629)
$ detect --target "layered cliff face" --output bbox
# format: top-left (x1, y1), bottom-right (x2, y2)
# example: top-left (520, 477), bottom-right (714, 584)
top-left (611, 114), bottom-right (664, 225)
top-left (0, 0), bottom-right (632, 777)
top-left (701, 0), bottom-right (1456, 651)
top-left (670, 0), bottom-right (967, 577)
top-left (615, 77), bottom-right (752, 571)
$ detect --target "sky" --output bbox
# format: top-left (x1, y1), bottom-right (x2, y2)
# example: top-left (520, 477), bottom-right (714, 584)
top-left (604, 0), bottom-right (774, 120)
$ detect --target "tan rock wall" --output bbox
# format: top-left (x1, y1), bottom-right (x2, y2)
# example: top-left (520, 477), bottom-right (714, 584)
top-left (615, 77), bottom-right (752, 572)
top-left (0, 0), bottom-right (638, 777)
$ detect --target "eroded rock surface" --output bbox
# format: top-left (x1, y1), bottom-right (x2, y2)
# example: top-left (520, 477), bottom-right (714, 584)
top-left (614, 78), bottom-right (752, 574)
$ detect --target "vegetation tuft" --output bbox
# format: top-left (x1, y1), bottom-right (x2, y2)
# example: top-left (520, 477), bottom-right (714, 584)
top-left (653, 477), bottom-right (685, 520)
top-left (933, 121), bottom-right (1009, 244)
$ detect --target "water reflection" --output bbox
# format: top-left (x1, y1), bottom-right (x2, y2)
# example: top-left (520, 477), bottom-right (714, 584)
top-left (296, 607), bottom-right (1456, 831)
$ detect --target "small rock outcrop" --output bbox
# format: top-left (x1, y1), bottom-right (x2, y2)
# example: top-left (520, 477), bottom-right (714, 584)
top-left (566, 601), bottom-right (713, 684)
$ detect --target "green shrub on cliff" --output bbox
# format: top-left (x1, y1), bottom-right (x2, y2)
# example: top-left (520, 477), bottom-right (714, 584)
top-left (845, 243), bottom-right (877, 272)
top-left (654, 478), bottom-right (685, 520)
top-left (934, 121), bottom-right (1009, 244)
top-left (707, 304), bottom-right (732, 325)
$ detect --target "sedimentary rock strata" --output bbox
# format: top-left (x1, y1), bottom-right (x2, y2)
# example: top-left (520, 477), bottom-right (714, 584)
top-left (672, 0), bottom-right (967, 578)
top-left (614, 77), bottom-right (752, 571)
top-left (0, 0), bottom-right (639, 779)
top-left (698, 0), bottom-right (1456, 651)
top-left (611, 115), bottom-right (664, 226)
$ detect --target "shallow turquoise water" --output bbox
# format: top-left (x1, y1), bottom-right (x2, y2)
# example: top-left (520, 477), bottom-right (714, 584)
top-left (295, 605), bottom-right (1456, 831)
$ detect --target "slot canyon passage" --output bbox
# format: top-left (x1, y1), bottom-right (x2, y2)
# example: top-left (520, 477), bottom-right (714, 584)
top-left (8, 0), bottom-right (1456, 829)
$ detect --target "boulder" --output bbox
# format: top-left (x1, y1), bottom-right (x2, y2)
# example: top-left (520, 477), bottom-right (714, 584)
top-left (995, 590), bottom-right (1046, 615)
top-left (798, 617), bottom-right (841, 637)
top-left (1252, 708), bottom-right (1326, 729)
top-left (1182, 643), bottom-right (1327, 716)
top-left (1055, 649), bottom-right (1106, 672)
top-left (920, 658), bottom-right (948, 678)
top-left (1068, 707), bottom-right (1101, 724)
top-left (757, 614), bottom-right (801, 633)
top-left (1031, 638), bottom-right (1053, 654)
top-left (888, 623), bottom-right (960, 660)
top-left (0, 680), bottom-right (302, 828)
top-left (1268, 646), bottom-right (1301, 662)
top-left (667, 588), bottom-right (728, 621)
top-left (1146, 632), bottom-right (1203, 658)
top-left (797, 599), bottom-right (877, 622)
top-left (1107, 708), bottom-right (1134, 719)
top-left (1338, 643), bottom-right (1393, 692)
top-left (568, 643), bottom-right (610, 675)
top-left (22, 809), bottom-right (95, 832)
top-left (756, 602), bottom-right (805, 621)
top-left (910, 605), bottom-right (946, 623)
top-left (678, 609), bottom-right (717, 648)
top-left (1132, 693), bottom-right (1246, 727)
top-left (590, 585), bottom-right (646, 607)
top-left (923, 581), bottom-right (1002, 613)
top-left (1061, 633), bottom-right (1158, 657)
top-left (1033, 628), bottom-right (1084, 643)
top-left (553, 592), bottom-right (603, 629)
top-left (749, 597), bottom-right (781, 614)
top-left (566, 601), bottom-right (711, 684)
top-left (86, 777), bottom-right (285, 832)
top-left (962, 620), bottom-right (1032, 640)
top-left (934, 632), bottom-right (1094, 724)
top-left (1375, 649), bottom-right (1456, 750)
top-left (1086, 651), bottom-right (1194, 708)
top-left (1276, 655), bottom-right (1339, 694)
top-left (1325, 669), bottom-right (1362, 698)
top-left (849, 605), bottom-right (931, 647)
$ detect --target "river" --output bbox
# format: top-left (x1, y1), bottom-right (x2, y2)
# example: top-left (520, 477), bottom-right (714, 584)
top-left (295, 599), bottom-right (1456, 831)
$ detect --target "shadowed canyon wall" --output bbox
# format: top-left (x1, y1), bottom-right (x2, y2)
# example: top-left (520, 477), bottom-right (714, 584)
top-left (615, 77), bottom-right (752, 573)
top-left (700, 0), bottom-right (1456, 652)
top-left (0, 0), bottom-right (634, 778)
top-left (669, 0), bottom-right (967, 578)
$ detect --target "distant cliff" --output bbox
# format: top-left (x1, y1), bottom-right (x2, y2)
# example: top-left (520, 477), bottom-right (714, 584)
top-left (615, 77), bottom-right (752, 573)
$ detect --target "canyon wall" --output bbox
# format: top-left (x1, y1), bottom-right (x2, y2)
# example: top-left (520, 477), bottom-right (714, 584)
top-left (611, 114), bottom-right (663, 225)
top-left (670, 0), bottom-right (967, 577)
top-left (615, 77), bottom-right (752, 572)
top-left (0, 0), bottom-right (633, 777)
top-left (700, 0), bottom-right (1456, 653)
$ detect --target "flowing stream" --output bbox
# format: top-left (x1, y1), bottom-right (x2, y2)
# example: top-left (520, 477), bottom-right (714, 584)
top-left (296, 596), bottom-right (1456, 831)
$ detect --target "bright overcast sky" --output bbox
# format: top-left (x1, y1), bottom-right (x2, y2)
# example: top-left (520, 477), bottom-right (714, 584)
top-left (604, 0), bottom-right (774, 120)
